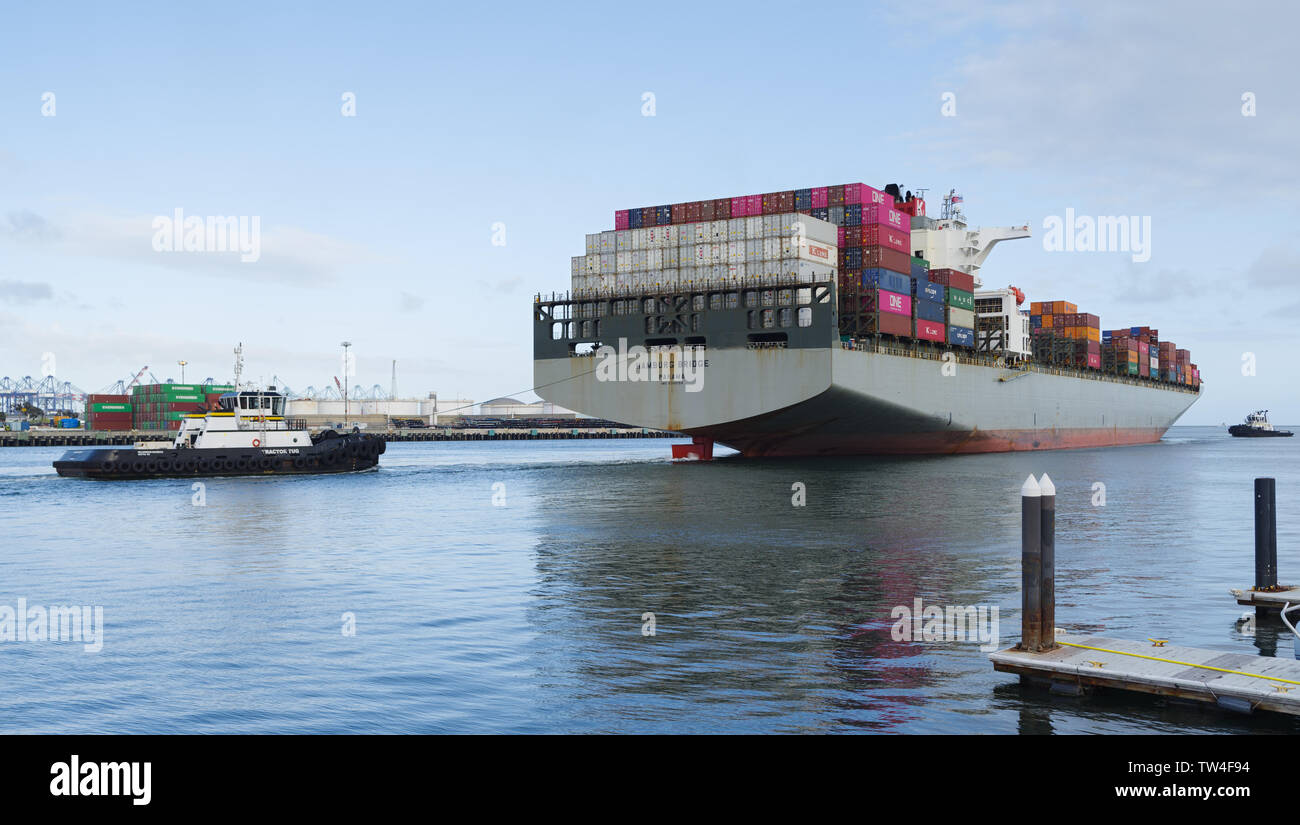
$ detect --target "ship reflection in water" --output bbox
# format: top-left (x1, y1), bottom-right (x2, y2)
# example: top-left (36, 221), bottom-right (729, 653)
top-left (1, 430), bottom-right (1297, 733)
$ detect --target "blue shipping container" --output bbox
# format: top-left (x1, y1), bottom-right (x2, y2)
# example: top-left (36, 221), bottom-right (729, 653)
top-left (842, 248), bottom-right (863, 269)
top-left (1031, 315), bottom-right (1043, 328)
top-left (913, 279), bottom-right (945, 304)
top-left (862, 268), bottom-right (911, 295)
top-left (811, 207), bottom-right (829, 222)
top-left (794, 189), bottom-right (812, 210)
top-left (916, 299), bottom-right (946, 323)
top-left (949, 325), bottom-right (975, 347)
top-left (655, 205), bottom-right (672, 225)
top-left (843, 203), bottom-right (861, 227)
top-left (60, 418), bottom-right (80, 428)
top-left (910, 260), bottom-right (928, 279)
top-left (628, 209), bottom-right (643, 228)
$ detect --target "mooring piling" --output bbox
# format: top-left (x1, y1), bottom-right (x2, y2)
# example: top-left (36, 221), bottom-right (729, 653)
top-left (1038, 474), bottom-right (1057, 651)
top-left (1020, 474), bottom-right (1042, 652)
top-left (1255, 477), bottom-right (1278, 591)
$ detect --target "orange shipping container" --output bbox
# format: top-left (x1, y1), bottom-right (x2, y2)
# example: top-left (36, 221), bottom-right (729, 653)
top-left (1041, 314), bottom-right (1054, 329)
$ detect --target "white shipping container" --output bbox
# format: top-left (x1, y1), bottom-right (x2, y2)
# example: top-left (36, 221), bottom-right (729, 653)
top-left (663, 225), bottom-right (678, 246)
top-left (585, 255), bottom-right (600, 274)
top-left (727, 264), bottom-right (743, 283)
top-left (746, 216), bottom-right (764, 239)
top-left (647, 248), bottom-right (663, 269)
top-left (795, 261), bottom-right (835, 283)
top-left (571, 256), bottom-right (583, 279)
top-left (616, 231), bottom-right (633, 252)
top-left (600, 253), bottom-right (614, 273)
top-left (709, 242), bottom-right (724, 263)
top-left (762, 215), bottom-right (782, 238)
top-left (693, 223), bottom-right (710, 243)
top-left (600, 231), bottom-right (617, 254)
top-left (729, 218), bottom-right (746, 238)
top-left (663, 246), bottom-right (679, 267)
top-left (710, 220), bottom-right (728, 241)
top-left (948, 307), bottom-right (975, 329)
top-left (762, 238), bottom-right (780, 260)
top-left (616, 251), bottom-right (632, 274)
top-left (679, 265), bottom-right (695, 284)
top-left (660, 268), bottom-right (679, 287)
top-left (585, 234), bottom-right (599, 255)
top-left (616, 273), bottom-right (632, 289)
top-left (782, 214), bottom-right (837, 245)
top-left (728, 240), bottom-right (745, 262)
top-left (632, 250), bottom-right (648, 269)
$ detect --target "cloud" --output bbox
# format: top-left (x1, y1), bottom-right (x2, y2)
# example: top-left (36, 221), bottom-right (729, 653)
top-left (398, 291), bottom-right (425, 312)
top-left (0, 211), bottom-right (61, 242)
top-left (0, 208), bottom-right (397, 285)
top-left (0, 280), bottom-right (54, 304)
top-left (899, 1), bottom-right (1300, 199)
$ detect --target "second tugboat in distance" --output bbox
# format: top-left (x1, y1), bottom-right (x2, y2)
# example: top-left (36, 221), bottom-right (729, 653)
top-left (1228, 410), bottom-right (1293, 438)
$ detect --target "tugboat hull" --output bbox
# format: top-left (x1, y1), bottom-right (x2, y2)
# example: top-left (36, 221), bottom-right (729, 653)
top-left (53, 433), bottom-right (385, 479)
top-left (1228, 426), bottom-right (1293, 437)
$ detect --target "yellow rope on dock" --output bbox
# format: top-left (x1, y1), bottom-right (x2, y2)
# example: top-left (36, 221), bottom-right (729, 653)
top-left (1056, 640), bottom-right (1300, 686)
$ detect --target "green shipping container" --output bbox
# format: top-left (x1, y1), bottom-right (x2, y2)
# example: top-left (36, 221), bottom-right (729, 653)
top-left (1126, 362), bottom-right (1139, 376)
top-left (913, 257), bottom-right (930, 270)
top-left (947, 288), bottom-right (974, 312)
top-left (91, 403), bottom-right (132, 412)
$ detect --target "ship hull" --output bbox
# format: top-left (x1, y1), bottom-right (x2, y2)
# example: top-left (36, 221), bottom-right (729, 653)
top-left (536, 345), bottom-right (1200, 457)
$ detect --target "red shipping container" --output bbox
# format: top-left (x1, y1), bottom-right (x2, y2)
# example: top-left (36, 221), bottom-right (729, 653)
top-left (776, 191), bottom-right (795, 212)
top-left (640, 207), bottom-right (656, 227)
top-left (862, 203), bottom-right (909, 232)
top-left (761, 192), bottom-right (782, 215)
top-left (877, 311), bottom-right (912, 337)
top-left (863, 245), bottom-right (913, 275)
top-left (615, 210), bottom-right (630, 230)
top-left (671, 203), bottom-right (690, 224)
top-left (827, 184), bottom-right (845, 207)
top-left (861, 223), bottom-right (910, 254)
top-left (730, 196), bottom-right (749, 217)
top-left (837, 226), bottom-right (863, 248)
top-left (916, 319), bottom-right (945, 342)
top-left (930, 268), bottom-right (975, 292)
top-left (698, 200), bottom-right (715, 221)
top-left (685, 201), bottom-right (702, 222)
top-left (810, 186), bottom-right (829, 208)
top-left (712, 198), bottom-right (731, 219)
top-left (1088, 353), bottom-right (1102, 369)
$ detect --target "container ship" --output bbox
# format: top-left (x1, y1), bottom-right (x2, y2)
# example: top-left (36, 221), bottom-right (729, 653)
top-left (532, 184), bottom-right (1201, 457)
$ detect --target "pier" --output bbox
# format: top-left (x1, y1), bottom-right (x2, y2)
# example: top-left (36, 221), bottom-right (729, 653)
top-left (991, 474), bottom-right (1300, 717)
top-left (0, 427), bottom-right (680, 448)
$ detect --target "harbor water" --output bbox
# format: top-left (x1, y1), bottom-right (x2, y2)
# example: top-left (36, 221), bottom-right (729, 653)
top-left (2, 427), bottom-right (1298, 734)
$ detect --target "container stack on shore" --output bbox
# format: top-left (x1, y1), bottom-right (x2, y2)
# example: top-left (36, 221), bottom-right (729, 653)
top-left (84, 394), bottom-right (133, 431)
top-left (129, 383), bottom-right (232, 431)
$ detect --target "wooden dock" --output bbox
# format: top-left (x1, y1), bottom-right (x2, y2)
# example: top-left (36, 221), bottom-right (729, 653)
top-left (990, 634), bottom-right (1300, 716)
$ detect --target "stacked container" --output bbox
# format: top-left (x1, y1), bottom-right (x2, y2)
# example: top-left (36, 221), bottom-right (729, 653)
top-left (84, 394), bottom-right (132, 431)
top-left (910, 258), bottom-right (946, 343)
top-left (131, 383), bottom-right (233, 430)
top-left (930, 269), bottom-right (976, 348)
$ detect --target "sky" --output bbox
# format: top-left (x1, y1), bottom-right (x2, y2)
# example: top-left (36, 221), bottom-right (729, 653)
top-left (2, 0), bottom-right (1297, 424)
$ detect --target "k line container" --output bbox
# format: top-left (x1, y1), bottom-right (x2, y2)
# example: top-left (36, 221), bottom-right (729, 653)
top-left (915, 319), bottom-right (945, 342)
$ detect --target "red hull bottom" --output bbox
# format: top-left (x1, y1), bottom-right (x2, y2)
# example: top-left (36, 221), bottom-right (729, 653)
top-left (691, 426), bottom-right (1169, 458)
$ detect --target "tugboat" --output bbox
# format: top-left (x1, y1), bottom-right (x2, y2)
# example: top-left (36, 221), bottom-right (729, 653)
top-left (54, 346), bottom-right (384, 479)
top-left (53, 387), bottom-right (385, 479)
top-left (1228, 410), bottom-right (1294, 438)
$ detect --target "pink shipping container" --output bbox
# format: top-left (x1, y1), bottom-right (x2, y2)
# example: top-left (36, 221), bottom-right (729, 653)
top-left (916, 319), bottom-right (945, 342)
top-left (843, 183), bottom-right (891, 207)
top-left (615, 210), bottom-right (630, 230)
top-left (861, 224), bottom-right (910, 254)
top-left (731, 196), bottom-right (750, 217)
top-left (746, 194), bottom-right (763, 215)
top-left (863, 203), bottom-right (909, 232)
top-left (878, 289), bottom-right (912, 316)
top-left (1138, 342), bottom-right (1149, 356)
top-left (811, 186), bottom-right (829, 208)
top-left (1087, 352), bottom-right (1101, 369)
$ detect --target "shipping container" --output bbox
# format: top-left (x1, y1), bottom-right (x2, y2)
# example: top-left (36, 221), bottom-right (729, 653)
top-left (877, 311), bottom-right (912, 337)
top-left (946, 287), bottom-right (975, 312)
top-left (915, 319), bottom-right (945, 342)
top-left (861, 268), bottom-right (911, 295)
top-left (876, 289), bottom-right (912, 316)
top-left (947, 307), bottom-right (975, 330)
top-left (949, 325), bottom-right (975, 347)
top-left (862, 246), bottom-right (912, 274)
top-left (915, 299), bottom-right (945, 323)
